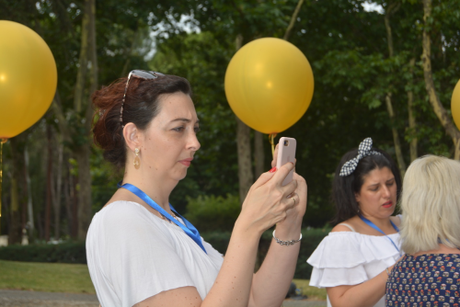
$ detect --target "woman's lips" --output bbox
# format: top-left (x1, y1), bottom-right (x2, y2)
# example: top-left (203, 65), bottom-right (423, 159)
top-left (382, 201), bottom-right (393, 208)
top-left (179, 158), bottom-right (193, 166)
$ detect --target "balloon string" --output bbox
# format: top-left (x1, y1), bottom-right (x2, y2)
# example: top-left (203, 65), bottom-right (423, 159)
top-left (0, 138), bottom-right (6, 235)
top-left (269, 133), bottom-right (277, 158)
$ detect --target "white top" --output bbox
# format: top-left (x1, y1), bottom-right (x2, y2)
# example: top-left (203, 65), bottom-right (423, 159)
top-left (307, 224), bottom-right (401, 307)
top-left (86, 201), bottom-right (224, 307)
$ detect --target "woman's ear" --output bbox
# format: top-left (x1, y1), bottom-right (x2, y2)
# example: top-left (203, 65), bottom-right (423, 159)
top-left (355, 192), bottom-right (361, 203)
top-left (123, 123), bottom-right (141, 152)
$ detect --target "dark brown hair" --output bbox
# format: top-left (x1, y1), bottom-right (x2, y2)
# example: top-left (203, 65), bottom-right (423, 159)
top-left (92, 73), bottom-right (192, 169)
top-left (331, 147), bottom-right (402, 224)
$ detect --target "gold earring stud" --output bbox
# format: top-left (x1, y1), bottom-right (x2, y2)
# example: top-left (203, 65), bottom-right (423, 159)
top-left (134, 148), bottom-right (140, 169)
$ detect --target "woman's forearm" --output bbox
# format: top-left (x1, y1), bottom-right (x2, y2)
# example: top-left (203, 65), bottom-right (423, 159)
top-left (327, 269), bottom-right (390, 307)
top-left (201, 222), bottom-right (261, 307)
top-left (249, 223), bottom-right (302, 307)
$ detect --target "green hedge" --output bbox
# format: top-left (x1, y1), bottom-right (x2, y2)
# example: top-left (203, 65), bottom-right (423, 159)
top-left (0, 241), bottom-right (86, 264)
top-left (202, 226), bottom-right (331, 279)
top-left (0, 227), bottom-right (330, 279)
top-left (184, 194), bottom-right (240, 232)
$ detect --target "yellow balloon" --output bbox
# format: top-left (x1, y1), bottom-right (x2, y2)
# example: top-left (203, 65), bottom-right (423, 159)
top-left (452, 79), bottom-right (460, 131)
top-left (0, 20), bottom-right (57, 139)
top-left (224, 37), bottom-right (314, 134)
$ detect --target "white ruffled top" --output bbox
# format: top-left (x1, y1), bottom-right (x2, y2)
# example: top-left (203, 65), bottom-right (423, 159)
top-left (307, 220), bottom-right (402, 307)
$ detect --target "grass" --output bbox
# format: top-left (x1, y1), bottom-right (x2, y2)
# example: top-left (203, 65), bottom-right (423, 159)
top-left (0, 259), bottom-right (96, 293)
top-left (0, 259), bottom-right (327, 303)
top-left (293, 278), bottom-right (327, 301)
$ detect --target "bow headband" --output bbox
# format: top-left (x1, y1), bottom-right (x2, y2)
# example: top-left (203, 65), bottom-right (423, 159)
top-left (339, 138), bottom-right (381, 176)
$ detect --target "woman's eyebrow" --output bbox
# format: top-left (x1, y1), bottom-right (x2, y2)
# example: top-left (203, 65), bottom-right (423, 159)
top-left (170, 118), bottom-right (200, 124)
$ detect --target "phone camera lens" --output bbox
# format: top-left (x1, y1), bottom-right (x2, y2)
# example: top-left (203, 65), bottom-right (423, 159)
top-left (284, 140), bottom-right (289, 146)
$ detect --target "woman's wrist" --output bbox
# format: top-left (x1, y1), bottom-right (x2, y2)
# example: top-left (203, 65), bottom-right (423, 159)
top-left (273, 223), bottom-right (302, 242)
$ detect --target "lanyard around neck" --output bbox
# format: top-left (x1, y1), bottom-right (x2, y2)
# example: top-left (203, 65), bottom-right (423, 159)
top-left (120, 183), bottom-right (207, 254)
top-left (360, 215), bottom-right (401, 254)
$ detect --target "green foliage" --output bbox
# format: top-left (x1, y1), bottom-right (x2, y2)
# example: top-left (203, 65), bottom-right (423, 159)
top-left (0, 242), bottom-right (86, 264)
top-left (294, 227), bottom-right (332, 279)
top-left (185, 194), bottom-right (240, 232)
top-left (202, 226), bottom-right (331, 279)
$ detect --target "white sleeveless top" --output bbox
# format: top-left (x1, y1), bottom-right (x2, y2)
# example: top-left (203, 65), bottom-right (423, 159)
top-left (307, 216), bottom-right (402, 307)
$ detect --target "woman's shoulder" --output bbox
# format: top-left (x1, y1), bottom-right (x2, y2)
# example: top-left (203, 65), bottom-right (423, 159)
top-left (91, 200), bottom-right (158, 230)
top-left (331, 216), bottom-right (361, 233)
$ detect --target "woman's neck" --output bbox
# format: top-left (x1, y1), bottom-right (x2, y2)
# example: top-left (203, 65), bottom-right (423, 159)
top-left (122, 169), bottom-right (177, 210)
top-left (358, 214), bottom-right (396, 234)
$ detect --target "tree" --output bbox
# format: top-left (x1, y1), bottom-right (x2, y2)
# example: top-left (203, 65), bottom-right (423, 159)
top-left (421, 0), bottom-right (460, 159)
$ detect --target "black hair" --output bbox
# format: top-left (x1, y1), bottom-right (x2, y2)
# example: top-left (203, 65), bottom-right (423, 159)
top-left (331, 147), bottom-right (402, 224)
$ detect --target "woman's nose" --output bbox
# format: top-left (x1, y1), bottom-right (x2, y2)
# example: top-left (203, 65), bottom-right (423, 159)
top-left (188, 131), bottom-right (201, 151)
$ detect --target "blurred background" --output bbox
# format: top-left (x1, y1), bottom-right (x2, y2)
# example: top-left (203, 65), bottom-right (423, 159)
top-left (0, 0), bottom-right (459, 281)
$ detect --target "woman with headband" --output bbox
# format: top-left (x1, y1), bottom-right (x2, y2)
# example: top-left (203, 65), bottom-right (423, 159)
top-left (307, 138), bottom-right (403, 307)
top-left (85, 70), bottom-right (307, 307)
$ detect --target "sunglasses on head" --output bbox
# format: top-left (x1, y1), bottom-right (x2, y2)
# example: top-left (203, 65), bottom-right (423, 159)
top-left (120, 70), bottom-right (165, 126)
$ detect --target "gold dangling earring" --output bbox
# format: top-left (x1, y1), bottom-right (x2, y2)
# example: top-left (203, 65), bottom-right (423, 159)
top-left (134, 148), bottom-right (140, 169)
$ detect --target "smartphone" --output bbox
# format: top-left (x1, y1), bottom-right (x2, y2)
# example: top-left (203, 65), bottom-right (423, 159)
top-left (276, 137), bottom-right (297, 186)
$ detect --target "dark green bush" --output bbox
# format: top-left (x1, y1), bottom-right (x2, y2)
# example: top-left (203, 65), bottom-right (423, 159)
top-left (203, 226), bottom-right (331, 279)
top-left (0, 227), bottom-right (330, 279)
top-left (0, 241), bottom-right (86, 264)
top-left (185, 194), bottom-right (240, 232)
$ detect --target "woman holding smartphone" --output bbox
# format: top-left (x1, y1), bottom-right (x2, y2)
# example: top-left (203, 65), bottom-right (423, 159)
top-left (86, 70), bottom-right (307, 307)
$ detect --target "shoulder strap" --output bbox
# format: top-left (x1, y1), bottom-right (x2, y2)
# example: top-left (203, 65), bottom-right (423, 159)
top-left (337, 223), bottom-right (356, 232)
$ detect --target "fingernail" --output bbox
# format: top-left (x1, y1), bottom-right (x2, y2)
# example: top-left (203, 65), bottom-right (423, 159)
top-left (269, 167), bottom-right (277, 173)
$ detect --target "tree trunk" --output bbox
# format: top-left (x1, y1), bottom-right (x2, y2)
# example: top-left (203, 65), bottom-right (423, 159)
top-left (406, 58), bottom-right (418, 162)
top-left (237, 116), bottom-right (254, 204)
top-left (45, 124), bottom-right (53, 242)
top-left (384, 2), bottom-right (406, 177)
top-left (76, 0), bottom-right (98, 240)
top-left (8, 178), bottom-right (21, 245)
top-left (422, 0), bottom-right (460, 160)
top-left (52, 139), bottom-right (63, 240)
top-left (7, 138), bottom-right (25, 244)
top-left (234, 34), bottom-right (254, 204)
top-left (254, 131), bottom-right (265, 179)
top-left (24, 146), bottom-right (35, 240)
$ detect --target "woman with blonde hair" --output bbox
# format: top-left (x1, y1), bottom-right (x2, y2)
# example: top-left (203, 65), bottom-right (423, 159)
top-left (385, 155), bottom-right (460, 306)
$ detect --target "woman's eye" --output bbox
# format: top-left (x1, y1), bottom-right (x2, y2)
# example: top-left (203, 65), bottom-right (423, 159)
top-left (173, 127), bottom-right (185, 132)
top-left (194, 126), bottom-right (201, 133)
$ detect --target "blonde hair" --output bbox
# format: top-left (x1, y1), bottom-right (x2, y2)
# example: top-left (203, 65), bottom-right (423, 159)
top-left (400, 155), bottom-right (460, 255)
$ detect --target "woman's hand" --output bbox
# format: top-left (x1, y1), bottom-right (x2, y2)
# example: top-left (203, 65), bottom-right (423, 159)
top-left (235, 161), bottom-right (298, 235)
top-left (271, 144), bottom-right (307, 234)
top-left (236, 144), bottom-right (306, 236)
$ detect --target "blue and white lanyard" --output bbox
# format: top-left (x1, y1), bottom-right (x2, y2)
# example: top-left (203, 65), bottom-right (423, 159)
top-left (360, 215), bottom-right (401, 256)
top-left (120, 183), bottom-right (207, 254)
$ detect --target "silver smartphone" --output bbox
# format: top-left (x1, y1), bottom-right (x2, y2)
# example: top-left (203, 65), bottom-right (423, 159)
top-left (276, 137), bottom-right (297, 186)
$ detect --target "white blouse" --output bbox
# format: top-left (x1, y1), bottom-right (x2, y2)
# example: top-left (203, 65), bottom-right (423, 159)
top-left (86, 201), bottom-right (224, 307)
top-left (307, 225), bottom-right (401, 307)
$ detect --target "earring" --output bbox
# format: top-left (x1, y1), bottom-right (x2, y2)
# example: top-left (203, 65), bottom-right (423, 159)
top-left (133, 148), bottom-right (140, 169)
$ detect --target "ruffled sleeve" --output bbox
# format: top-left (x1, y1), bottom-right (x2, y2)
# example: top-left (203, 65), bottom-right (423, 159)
top-left (307, 232), bottom-right (401, 288)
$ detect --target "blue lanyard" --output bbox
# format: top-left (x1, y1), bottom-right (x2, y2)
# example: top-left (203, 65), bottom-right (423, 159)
top-left (360, 215), bottom-right (401, 254)
top-left (120, 183), bottom-right (207, 254)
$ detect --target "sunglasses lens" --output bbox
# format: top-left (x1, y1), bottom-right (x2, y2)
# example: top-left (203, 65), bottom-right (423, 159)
top-left (131, 70), bottom-right (163, 80)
